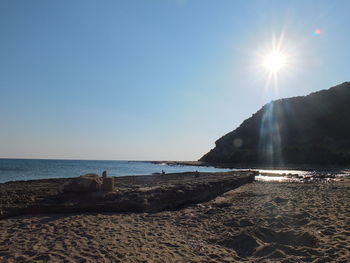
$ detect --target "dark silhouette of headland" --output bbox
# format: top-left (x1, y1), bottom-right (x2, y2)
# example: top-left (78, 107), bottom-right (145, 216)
top-left (200, 82), bottom-right (350, 166)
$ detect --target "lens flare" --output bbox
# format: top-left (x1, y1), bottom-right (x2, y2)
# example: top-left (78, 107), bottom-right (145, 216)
top-left (255, 31), bottom-right (295, 167)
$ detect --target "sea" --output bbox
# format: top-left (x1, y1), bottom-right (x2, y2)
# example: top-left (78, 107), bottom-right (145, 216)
top-left (0, 159), bottom-right (231, 183)
top-left (1, 159), bottom-right (349, 184)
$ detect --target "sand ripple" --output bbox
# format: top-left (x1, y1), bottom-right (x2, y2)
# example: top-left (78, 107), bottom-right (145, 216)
top-left (1, 180), bottom-right (350, 262)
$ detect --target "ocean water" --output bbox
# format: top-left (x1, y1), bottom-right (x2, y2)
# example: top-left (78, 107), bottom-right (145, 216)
top-left (1, 159), bottom-right (348, 184)
top-left (0, 159), bottom-right (231, 183)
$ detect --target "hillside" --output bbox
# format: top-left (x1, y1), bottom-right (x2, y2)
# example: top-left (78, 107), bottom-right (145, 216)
top-left (200, 82), bottom-right (350, 166)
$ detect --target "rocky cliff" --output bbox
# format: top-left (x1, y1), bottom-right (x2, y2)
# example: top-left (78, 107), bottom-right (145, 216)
top-left (200, 82), bottom-right (350, 166)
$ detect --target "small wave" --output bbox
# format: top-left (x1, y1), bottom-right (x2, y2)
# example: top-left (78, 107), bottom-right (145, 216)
top-left (0, 167), bottom-right (27, 172)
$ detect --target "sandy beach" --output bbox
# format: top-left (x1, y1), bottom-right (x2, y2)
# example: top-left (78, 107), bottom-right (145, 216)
top-left (3, 1), bottom-right (350, 262)
top-left (1, 176), bottom-right (349, 262)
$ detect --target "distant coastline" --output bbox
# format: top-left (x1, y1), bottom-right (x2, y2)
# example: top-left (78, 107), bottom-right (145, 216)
top-left (149, 160), bottom-right (350, 172)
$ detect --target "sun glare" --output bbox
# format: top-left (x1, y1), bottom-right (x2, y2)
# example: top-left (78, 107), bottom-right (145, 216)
top-left (263, 51), bottom-right (287, 73)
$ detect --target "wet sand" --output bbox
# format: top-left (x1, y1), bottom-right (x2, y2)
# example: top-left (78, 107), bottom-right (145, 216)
top-left (1, 179), bottom-right (350, 262)
top-left (0, 172), bottom-right (254, 218)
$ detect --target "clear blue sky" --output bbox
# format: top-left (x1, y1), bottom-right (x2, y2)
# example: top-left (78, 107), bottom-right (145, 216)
top-left (1, 0), bottom-right (349, 160)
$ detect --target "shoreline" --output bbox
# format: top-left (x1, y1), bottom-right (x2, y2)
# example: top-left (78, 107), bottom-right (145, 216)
top-left (149, 160), bottom-right (350, 171)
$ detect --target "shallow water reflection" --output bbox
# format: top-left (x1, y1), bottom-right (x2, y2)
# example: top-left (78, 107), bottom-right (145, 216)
top-left (254, 169), bottom-right (350, 183)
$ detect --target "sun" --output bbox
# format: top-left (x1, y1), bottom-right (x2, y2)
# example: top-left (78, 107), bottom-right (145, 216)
top-left (263, 51), bottom-right (287, 73)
